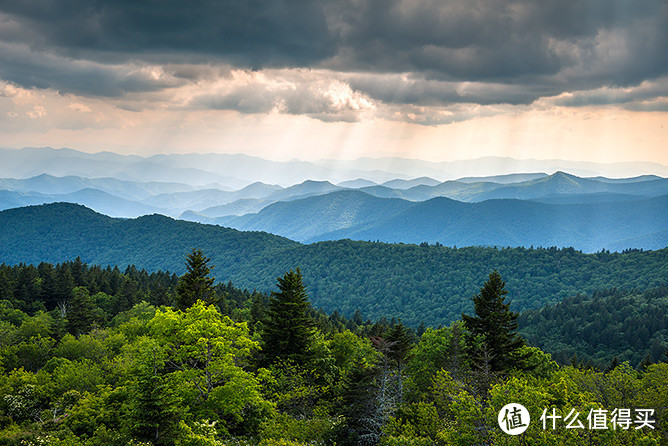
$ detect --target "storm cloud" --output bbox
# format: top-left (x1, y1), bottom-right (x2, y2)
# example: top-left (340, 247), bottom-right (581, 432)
top-left (0, 0), bottom-right (666, 121)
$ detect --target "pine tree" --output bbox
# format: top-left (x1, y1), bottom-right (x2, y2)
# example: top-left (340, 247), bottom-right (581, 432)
top-left (462, 270), bottom-right (528, 373)
top-left (66, 286), bottom-right (99, 335)
top-left (261, 268), bottom-right (315, 366)
top-left (175, 249), bottom-right (216, 311)
top-left (385, 322), bottom-right (414, 402)
top-left (127, 346), bottom-right (183, 445)
top-left (337, 359), bottom-right (381, 446)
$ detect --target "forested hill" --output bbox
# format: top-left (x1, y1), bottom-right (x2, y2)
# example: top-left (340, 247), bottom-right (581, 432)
top-left (519, 285), bottom-right (668, 367)
top-left (2, 202), bottom-right (667, 326)
top-left (0, 202), bottom-right (298, 271)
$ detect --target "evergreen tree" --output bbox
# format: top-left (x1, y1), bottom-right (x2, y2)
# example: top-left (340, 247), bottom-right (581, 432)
top-left (385, 322), bottom-right (414, 402)
top-left (462, 270), bottom-right (528, 373)
top-left (337, 359), bottom-right (381, 446)
top-left (261, 268), bottom-right (315, 366)
top-left (175, 249), bottom-right (216, 311)
top-left (66, 286), bottom-right (99, 335)
top-left (127, 345), bottom-right (183, 445)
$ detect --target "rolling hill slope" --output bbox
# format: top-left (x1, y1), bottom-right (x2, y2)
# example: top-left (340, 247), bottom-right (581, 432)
top-left (1, 203), bottom-right (667, 327)
top-left (211, 188), bottom-right (668, 251)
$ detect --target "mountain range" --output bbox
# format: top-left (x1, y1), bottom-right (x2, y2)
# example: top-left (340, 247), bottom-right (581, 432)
top-left (2, 156), bottom-right (667, 251)
top-left (1, 202), bottom-right (666, 326)
top-left (3, 147), bottom-right (668, 186)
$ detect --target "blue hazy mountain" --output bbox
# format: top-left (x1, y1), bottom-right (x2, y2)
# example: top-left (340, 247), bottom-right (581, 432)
top-left (263, 180), bottom-right (344, 201)
top-left (197, 198), bottom-right (271, 217)
top-left (366, 172), bottom-right (668, 203)
top-left (455, 172), bottom-right (548, 184)
top-left (213, 188), bottom-right (668, 252)
top-left (0, 173), bottom-right (196, 199)
top-left (336, 178), bottom-right (378, 188)
top-left (141, 181), bottom-right (281, 212)
top-left (5, 147), bottom-right (668, 187)
top-left (217, 190), bottom-right (412, 241)
top-left (319, 195), bottom-right (668, 252)
top-left (0, 147), bottom-right (249, 188)
top-left (162, 180), bottom-right (343, 217)
top-left (2, 202), bottom-right (667, 327)
top-left (464, 171), bottom-right (668, 201)
top-left (0, 188), bottom-right (167, 218)
top-left (381, 177), bottom-right (441, 189)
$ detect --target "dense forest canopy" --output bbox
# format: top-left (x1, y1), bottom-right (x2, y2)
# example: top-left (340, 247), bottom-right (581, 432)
top-left (1, 203), bottom-right (667, 327)
top-left (1, 258), bottom-right (666, 445)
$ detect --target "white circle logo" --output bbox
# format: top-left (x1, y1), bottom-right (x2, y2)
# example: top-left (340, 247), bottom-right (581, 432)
top-left (498, 403), bottom-right (530, 435)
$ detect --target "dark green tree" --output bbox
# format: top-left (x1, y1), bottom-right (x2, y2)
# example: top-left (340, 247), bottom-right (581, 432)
top-left (336, 359), bottom-right (381, 446)
top-left (462, 270), bottom-right (528, 373)
top-left (175, 249), bottom-right (216, 311)
top-left (261, 268), bottom-right (315, 366)
top-left (127, 347), bottom-right (183, 445)
top-left (66, 286), bottom-right (99, 335)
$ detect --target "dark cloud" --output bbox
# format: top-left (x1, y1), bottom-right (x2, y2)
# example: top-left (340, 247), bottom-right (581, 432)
top-left (0, 43), bottom-right (182, 96)
top-left (0, 0), bottom-right (666, 111)
top-left (551, 78), bottom-right (668, 109)
top-left (0, 0), bottom-right (337, 66)
top-left (346, 73), bottom-right (557, 106)
top-left (188, 74), bottom-right (373, 122)
top-left (330, 0), bottom-right (668, 87)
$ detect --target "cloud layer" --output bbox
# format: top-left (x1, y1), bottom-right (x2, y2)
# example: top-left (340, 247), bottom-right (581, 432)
top-left (0, 0), bottom-right (666, 124)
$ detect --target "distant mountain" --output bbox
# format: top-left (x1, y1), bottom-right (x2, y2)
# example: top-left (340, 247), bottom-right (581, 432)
top-left (399, 180), bottom-right (504, 202)
top-left (467, 171), bottom-right (668, 201)
top-left (145, 152), bottom-right (409, 185)
top-left (0, 173), bottom-right (196, 200)
top-left (197, 198), bottom-right (270, 217)
top-left (0, 188), bottom-right (167, 218)
top-left (381, 177), bottom-right (441, 189)
top-left (528, 193), bottom-right (645, 205)
top-left (456, 172), bottom-right (548, 184)
top-left (337, 178), bottom-right (378, 188)
top-left (2, 203), bottom-right (667, 327)
top-left (315, 156), bottom-right (668, 179)
top-left (0, 147), bottom-right (250, 188)
top-left (321, 194), bottom-right (668, 252)
top-left (141, 182), bottom-right (282, 213)
top-left (264, 180), bottom-right (344, 202)
top-left (586, 175), bottom-right (663, 184)
top-left (213, 188), bottom-right (668, 251)
top-left (217, 190), bottom-right (412, 241)
top-left (356, 185), bottom-right (415, 200)
top-left (5, 147), bottom-right (668, 188)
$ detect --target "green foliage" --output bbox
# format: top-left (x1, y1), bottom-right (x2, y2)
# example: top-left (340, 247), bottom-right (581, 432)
top-left (149, 302), bottom-right (272, 434)
top-left (175, 249), bottom-right (216, 311)
top-left (1, 256), bottom-right (667, 445)
top-left (2, 203), bottom-right (667, 327)
top-left (462, 271), bottom-right (529, 373)
top-left (519, 285), bottom-right (668, 367)
top-left (405, 323), bottom-right (469, 400)
top-left (126, 339), bottom-right (183, 445)
top-left (335, 359), bottom-right (381, 446)
top-left (261, 269), bottom-right (316, 367)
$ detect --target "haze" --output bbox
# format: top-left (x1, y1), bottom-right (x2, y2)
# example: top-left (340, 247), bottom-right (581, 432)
top-left (0, 1), bottom-right (666, 167)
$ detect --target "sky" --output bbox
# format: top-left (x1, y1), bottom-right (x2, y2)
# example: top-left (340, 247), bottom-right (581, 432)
top-left (0, 0), bottom-right (666, 164)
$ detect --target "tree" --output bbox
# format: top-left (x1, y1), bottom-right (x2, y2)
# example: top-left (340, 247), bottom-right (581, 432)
top-left (67, 286), bottom-right (100, 335)
top-left (126, 339), bottom-right (183, 445)
top-left (336, 359), bottom-right (381, 446)
top-left (261, 268), bottom-right (316, 367)
top-left (148, 302), bottom-right (271, 433)
top-left (462, 270), bottom-right (528, 373)
top-left (175, 248), bottom-right (216, 310)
